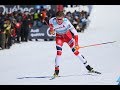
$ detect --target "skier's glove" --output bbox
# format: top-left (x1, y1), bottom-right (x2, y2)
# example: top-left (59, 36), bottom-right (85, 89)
top-left (74, 45), bottom-right (80, 51)
top-left (49, 29), bottom-right (55, 35)
top-left (49, 24), bottom-right (55, 35)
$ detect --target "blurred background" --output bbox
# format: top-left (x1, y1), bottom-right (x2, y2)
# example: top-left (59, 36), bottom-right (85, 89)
top-left (0, 5), bottom-right (92, 50)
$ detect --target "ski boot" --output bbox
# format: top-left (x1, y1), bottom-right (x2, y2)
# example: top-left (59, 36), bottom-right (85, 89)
top-left (86, 65), bottom-right (101, 74)
top-left (50, 66), bottom-right (59, 80)
top-left (53, 66), bottom-right (59, 77)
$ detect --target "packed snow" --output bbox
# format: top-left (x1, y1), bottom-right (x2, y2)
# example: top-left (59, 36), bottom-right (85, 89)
top-left (0, 5), bottom-right (120, 85)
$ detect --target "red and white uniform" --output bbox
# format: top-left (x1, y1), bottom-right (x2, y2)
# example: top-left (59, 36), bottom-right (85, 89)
top-left (49, 17), bottom-right (87, 67)
top-left (49, 17), bottom-right (79, 53)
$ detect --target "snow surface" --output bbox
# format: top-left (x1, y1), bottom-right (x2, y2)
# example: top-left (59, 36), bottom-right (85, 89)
top-left (0, 5), bottom-right (120, 85)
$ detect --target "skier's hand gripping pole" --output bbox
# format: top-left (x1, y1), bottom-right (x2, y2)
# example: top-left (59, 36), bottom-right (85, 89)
top-left (49, 29), bottom-right (55, 35)
top-left (49, 24), bottom-right (55, 35)
top-left (74, 35), bottom-right (80, 51)
top-left (74, 45), bottom-right (80, 51)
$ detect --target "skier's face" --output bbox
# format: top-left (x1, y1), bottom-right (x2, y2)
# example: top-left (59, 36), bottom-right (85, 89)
top-left (56, 16), bottom-right (64, 25)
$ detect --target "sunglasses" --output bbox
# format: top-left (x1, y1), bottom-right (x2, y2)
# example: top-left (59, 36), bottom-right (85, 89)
top-left (56, 18), bottom-right (63, 21)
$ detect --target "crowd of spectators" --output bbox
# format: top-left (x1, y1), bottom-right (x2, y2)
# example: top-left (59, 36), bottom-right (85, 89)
top-left (65, 5), bottom-right (91, 32)
top-left (0, 7), bottom-right (56, 50)
top-left (0, 5), bottom-right (91, 50)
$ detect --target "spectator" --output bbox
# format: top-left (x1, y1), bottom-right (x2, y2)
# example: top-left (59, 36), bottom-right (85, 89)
top-left (21, 15), bottom-right (29, 42)
top-left (33, 10), bottom-right (39, 27)
top-left (3, 19), bottom-right (12, 49)
top-left (40, 9), bottom-right (47, 23)
top-left (0, 17), bottom-right (5, 49)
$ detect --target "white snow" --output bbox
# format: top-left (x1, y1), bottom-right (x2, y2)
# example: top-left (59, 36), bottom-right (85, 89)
top-left (0, 5), bottom-right (120, 85)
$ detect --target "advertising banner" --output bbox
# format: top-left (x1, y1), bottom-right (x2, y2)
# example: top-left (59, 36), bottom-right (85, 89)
top-left (28, 25), bottom-right (55, 39)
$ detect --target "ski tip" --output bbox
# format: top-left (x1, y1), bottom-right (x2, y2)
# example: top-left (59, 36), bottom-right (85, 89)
top-left (96, 72), bottom-right (101, 74)
top-left (49, 76), bottom-right (60, 80)
top-left (88, 70), bottom-right (102, 75)
top-left (49, 77), bottom-right (56, 80)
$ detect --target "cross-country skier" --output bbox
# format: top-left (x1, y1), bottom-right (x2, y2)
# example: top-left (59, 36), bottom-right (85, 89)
top-left (49, 11), bottom-right (101, 78)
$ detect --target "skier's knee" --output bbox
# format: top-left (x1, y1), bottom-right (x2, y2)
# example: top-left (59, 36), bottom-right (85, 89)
top-left (56, 45), bottom-right (62, 51)
top-left (72, 47), bottom-right (79, 55)
top-left (57, 51), bottom-right (62, 55)
top-left (56, 45), bottom-right (62, 55)
top-left (74, 51), bottom-right (79, 56)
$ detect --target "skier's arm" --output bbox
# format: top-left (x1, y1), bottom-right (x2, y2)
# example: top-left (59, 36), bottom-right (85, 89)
top-left (71, 28), bottom-right (80, 50)
top-left (67, 19), bottom-right (79, 46)
top-left (49, 19), bottom-right (55, 35)
top-left (67, 19), bottom-right (80, 50)
top-left (70, 28), bottom-right (78, 46)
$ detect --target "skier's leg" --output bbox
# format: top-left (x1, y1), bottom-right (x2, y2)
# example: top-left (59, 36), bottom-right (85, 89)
top-left (54, 37), bottom-right (64, 76)
top-left (67, 39), bottom-right (94, 72)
